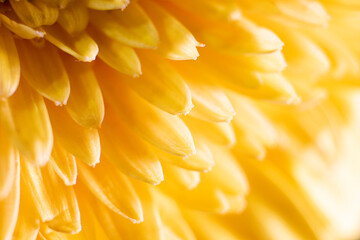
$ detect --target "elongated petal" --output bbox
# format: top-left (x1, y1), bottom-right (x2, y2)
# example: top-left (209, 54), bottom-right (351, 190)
top-left (58, 1), bottom-right (89, 34)
top-left (154, 191), bottom-right (196, 240)
top-left (12, 180), bottom-right (40, 240)
top-left (235, 73), bottom-right (299, 104)
top-left (47, 103), bottom-right (100, 166)
top-left (21, 158), bottom-right (81, 234)
top-left (154, 136), bottom-right (214, 171)
top-left (203, 144), bottom-right (249, 195)
top-left (100, 107), bottom-right (163, 184)
top-left (62, 56), bottom-right (104, 128)
top-left (10, 0), bottom-right (58, 28)
top-left (50, 142), bottom-right (77, 186)
top-left (188, 83), bottom-right (235, 122)
top-left (45, 24), bottom-right (98, 62)
top-left (229, 93), bottom-right (277, 147)
top-left (0, 26), bottom-right (20, 99)
top-left (0, 157), bottom-right (19, 240)
top-left (96, 65), bottom-right (195, 157)
top-left (0, 14), bottom-right (45, 39)
top-left (0, 81), bottom-right (53, 166)
top-left (162, 184), bottom-right (229, 213)
top-left (16, 40), bottom-right (70, 105)
top-left (193, 17), bottom-right (283, 54)
top-left (98, 51), bottom-right (192, 115)
top-left (78, 160), bottom-right (143, 223)
top-left (183, 211), bottom-right (241, 240)
top-left (20, 158), bottom-right (58, 222)
top-left (36, 0), bottom-right (72, 8)
top-left (162, 163), bottom-right (200, 190)
top-left (94, 182), bottom-right (164, 240)
top-left (45, 164), bottom-right (81, 234)
top-left (0, 127), bottom-right (17, 199)
top-left (141, 1), bottom-right (200, 60)
top-left (276, 0), bottom-right (329, 26)
top-left (87, 0), bottom-right (129, 10)
top-left (184, 117), bottom-right (236, 147)
top-left (89, 29), bottom-right (141, 76)
top-left (165, 0), bottom-right (241, 22)
top-left (90, 3), bottom-right (159, 48)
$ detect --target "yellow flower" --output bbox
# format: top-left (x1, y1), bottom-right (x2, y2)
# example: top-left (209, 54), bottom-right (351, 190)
top-left (1, 0), bottom-right (360, 239)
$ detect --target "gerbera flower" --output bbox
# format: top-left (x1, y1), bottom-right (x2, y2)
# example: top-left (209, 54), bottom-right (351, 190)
top-left (1, 0), bottom-right (360, 239)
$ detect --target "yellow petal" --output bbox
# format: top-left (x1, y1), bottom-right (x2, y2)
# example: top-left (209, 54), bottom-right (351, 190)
top-left (235, 73), bottom-right (300, 104)
top-left (10, 0), bottom-right (58, 28)
top-left (16, 40), bottom-right (70, 105)
top-left (45, 24), bottom-right (98, 62)
top-left (57, 1), bottom-right (89, 34)
top-left (78, 160), bottom-right (143, 223)
top-left (154, 136), bottom-right (214, 171)
top-left (183, 117), bottom-right (236, 147)
top-left (0, 126), bottom-right (17, 199)
top-left (153, 191), bottom-right (196, 240)
top-left (76, 187), bottom-right (114, 240)
top-left (100, 51), bottom-right (193, 114)
top-left (97, 67), bottom-right (196, 157)
top-left (196, 17), bottom-right (283, 54)
top-left (280, 30), bottom-right (330, 82)
top-left (202, 144), bottom-right (249, 196)
top-left (140, 1), bottom-right (200, 60)
top-left (21, 158), bottom-right (81, 234)
top-left (92, 183), bottom-right (163, 240)
top-left (20, 158), bottom-right (58, 222)
top-left (162, 163), bottom-right (200, 190)
top-left (229, 93), bottom-right (278, 147)
top-left (47, 103), bottom-right (100, 166)
top-left (223, 192), bottom-right (247, 214)
top-left (88, 29), bottom-right (141, 76)
top-left (164, 185), bottom-right (229, 213)
top-left (45, 164), bottom-right (81, 234)
top-left (164, 0), bottom-right (242, 22)
top-left (233, 130), bottom-right (266, 160)
top-left (0, 26), bottom-right (20, 99)
top-left (12, 181), bottom-right (40, 240)
top-left (276, 0), bottom-right (329, 26)
top-left (87, 0), bottom-right (129, 10)
top-left (62, 56), bottom-right (104, 128)
top-left (174, 53), bottom-right (263, 89)
top-left (187, 83), bottom-right (235, 122)
top-left (0, 81), bottom-right (53, 166)
top-left (50, 142), bottom-right (77, 186)
top-left (0, 157), bottom-right (19, 240)
top-left (36, 0), bottom-right (72, 9)
top-left (100, 107), bottom-right (163, 185)
top-left (0, 14), bottom-right (45, 39)
top-left (183, 210), bottom-right (242, 240)
top-left (89, 3), bottom-right (159, 49)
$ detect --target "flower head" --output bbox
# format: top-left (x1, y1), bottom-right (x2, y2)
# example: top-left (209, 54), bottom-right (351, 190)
top-left (1, 0), bottom-right (360, 239)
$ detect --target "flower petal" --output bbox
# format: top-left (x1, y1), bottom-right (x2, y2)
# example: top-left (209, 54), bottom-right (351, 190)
top-left (50, 142), bottom-right (77, 186)
top-left (47, 103), bottom-right (100, 166)
top-left (16, 40), bottom-right (70, 105)
top-left (78, 160), bottom-right (144, 223)
top-left (0, 157), bottom-right (19, 240)
top-left (97, 65), bottom-right (196, 157)
top-left (100, 107), bottom-right (164, 185)
top-left (89, 3), bottom-right (159, 49)
top-left (45, 24), bottom-right (98, 62)
top-left (0, 26), bottom-right (20, 99)
top-left (62, 56), bottom-right (104, 128)
top-left (10, 0), bottom-right (58, 28)
top-left (0, 81), bottom-right (53, 166)
top-left (0, 126), bottom-right (17, 199)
